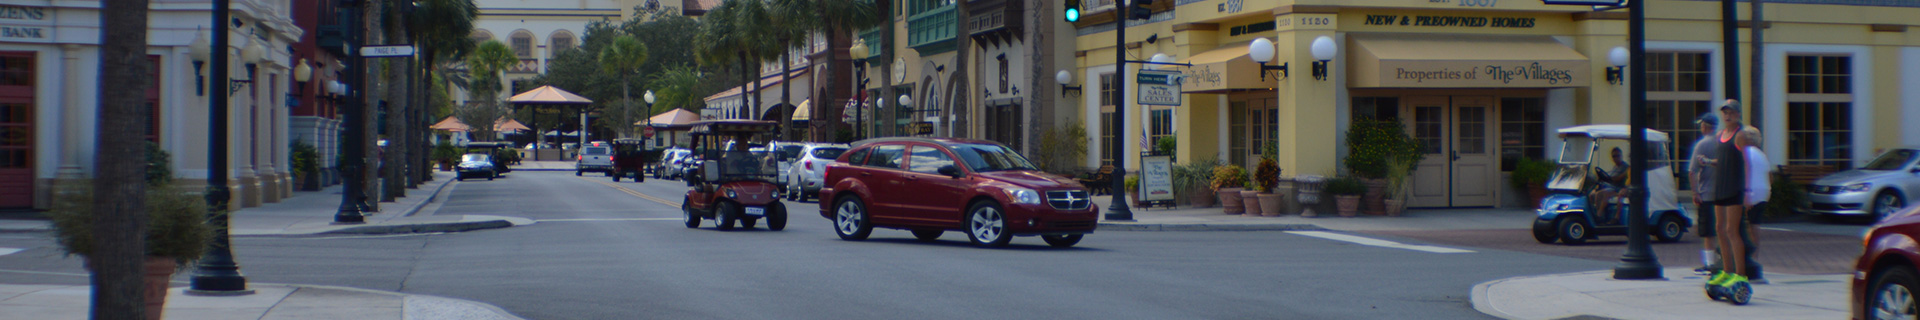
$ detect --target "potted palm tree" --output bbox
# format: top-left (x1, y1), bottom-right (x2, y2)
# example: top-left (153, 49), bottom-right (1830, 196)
top-left (1326, 176), bottom-right (1367, 217)
top-left (1171, 158), bottom-right (1219, 208)
top-left (292, 141), bottom-right (319, 191)
top-left (433, 141), bottom-right (459, 171)
top-left (1213, 165), bottom-right (1248, 214)
top-left (47, 145), bottom-right (212, 320)
top-left (1124, 175), bottom-right (1141, 207)
top-left (1254, 157), bottom-right (1284, 216)
top-left (1383, 156), bottom-right (1413, 216)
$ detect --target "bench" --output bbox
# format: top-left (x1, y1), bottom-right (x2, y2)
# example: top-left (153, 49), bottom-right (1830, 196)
top-left (1076, 165), bottom-right (1115, 195)
top-left (1777, 164), bottom-right (1840, 185)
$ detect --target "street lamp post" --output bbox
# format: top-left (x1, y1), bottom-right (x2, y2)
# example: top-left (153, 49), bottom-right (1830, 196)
top-left (644, 89), bottom-right (655, 146)
top-left (1615, 0), bottom-right (1663, 280)
top-left (1105, 0), bottom-right (1134, 222)
top-left (850, 40), bottom-right (870, 141)
top-left (186, 0), bottom-right (254, 295)
top-left (334, 0), bottom-right (369, 223)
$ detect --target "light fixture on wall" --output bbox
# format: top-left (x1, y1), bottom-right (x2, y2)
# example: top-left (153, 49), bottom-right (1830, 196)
top-left (229, 40), bottom-right (266, 95)
top-left (1055, 70), bottom-right (1082, 96)
top-left (1310, 36), bottom-right (1336, 81)
top-left (189, 29), bottom-right (211, 96)
top-left (293, 59), bottom-right (312, 90)
top-left (1248, 38), bottom-right (1286, 81)
top-left (1606, 46), bottom-right (1629, 85)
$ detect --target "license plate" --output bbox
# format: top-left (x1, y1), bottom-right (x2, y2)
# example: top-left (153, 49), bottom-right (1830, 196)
top-left (745, 207), bottom-right (766, 216)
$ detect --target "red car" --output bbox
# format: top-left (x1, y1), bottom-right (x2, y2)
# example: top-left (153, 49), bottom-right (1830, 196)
top-left (1854, 205), bottom-right (1920, 320)
top-left (818, 137), bottom-right (1098, 248)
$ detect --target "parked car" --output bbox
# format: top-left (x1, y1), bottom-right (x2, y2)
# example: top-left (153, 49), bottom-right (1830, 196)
top-left (655, 148), bottom-right (690, 180)
top-left (770, 141), bottom-right (806, 186)
top-left (783, 143), bottom-right (848, 202)
top-left (1851, 204), bottom-right (1920, 320)
top-left (576, 141), bottom-right (614, 176)
top-left (819, 137), bottom-right (1097, 248)
top-left (1808, 147), bottom-right (1920, 221)
top-left (455, 153), bottom-right (498, 181)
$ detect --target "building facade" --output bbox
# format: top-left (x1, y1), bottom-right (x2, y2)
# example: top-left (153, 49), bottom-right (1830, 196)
top-left (1067, 0), bottom-right (1920, 208)
top-left (2, 0), bottom-right (299, 209)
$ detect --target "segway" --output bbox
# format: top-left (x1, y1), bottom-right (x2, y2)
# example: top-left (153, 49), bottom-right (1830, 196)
top-left (1704, 280), bottom-right (1752, 305)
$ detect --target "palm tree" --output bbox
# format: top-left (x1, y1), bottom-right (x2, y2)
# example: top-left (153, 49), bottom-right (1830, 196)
top-left (457, 40), bottom-right (516, 142)
top-left (599, 36), bottom-right (649, 138)
top-left (650, 66), bottom-right (706, 113)
top-left (696, 0), bottom-right (774, 121)
top-left (409, 0), bottom-right (478, 183)
top-left (802, 0), bottom-right (883, 141)
top-left (384, 0), bottom-right (416, 198)
top-left (94, 0), bottom-right (153, 316)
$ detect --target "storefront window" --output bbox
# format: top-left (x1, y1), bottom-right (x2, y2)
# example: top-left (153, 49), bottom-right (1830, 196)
top-left (1229, 101), bottom-right (1247, 167)
top-left (1352, 97), bottom-right (1400, 121)
top-left (1647, 51), bottom-right (1713, 177)
top-left (1787, 55), bottom-right (1854, 170)
top-left (1099, 73), bottom-right (1116, 166)
top-left (1499, 98), bottom-right (1545, 171)
top-left (1149, 109), bottom-right (1173, 154)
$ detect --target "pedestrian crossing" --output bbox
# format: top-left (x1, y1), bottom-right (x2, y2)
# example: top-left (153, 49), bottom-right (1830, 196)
top-left (1285, 231), bottom-right (1475, 253)
top-left (0, 248), bottom-right (21, 257)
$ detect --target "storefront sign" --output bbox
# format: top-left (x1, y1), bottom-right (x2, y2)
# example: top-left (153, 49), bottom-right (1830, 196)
top-left (0, 5), bottom-right (50, 43)
top-left (1140, 155), bottom-right (1175, 202)
top-left (1178, 47), bottom-right (1275, 93)
top-left (1376, 61), bottom-right (1587, 87)
top-left (1362, 14), bottom-right (1536, 28)
top-left (1136, 69), bottom-right (1182, 106)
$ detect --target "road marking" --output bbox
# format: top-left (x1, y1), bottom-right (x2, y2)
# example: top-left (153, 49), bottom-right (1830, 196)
top-left (1284, 231), bottom-right (1475, 253)
top-left (1761, 227), bottom-right (1794, 232)
top-left (0, 247), bottom-right (20, 256)
top-left (581, 177), bottom-right (680, 207)
top-left (536, 218), bottom-right (680, 222)
top-left (0, 269), bottom-right (87, 277)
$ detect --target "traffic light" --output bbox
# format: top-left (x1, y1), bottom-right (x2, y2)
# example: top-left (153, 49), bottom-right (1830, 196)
top-left (1064, 0), bottom-right (1081, 22)
top-left (1129, 0), bottom-right (1153, 20)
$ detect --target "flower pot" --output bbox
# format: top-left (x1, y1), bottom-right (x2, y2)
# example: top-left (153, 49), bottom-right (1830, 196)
top-left (1526, 185), bottom-right (1549, 209)
top-left (1336, 195), bottom-right (1361, 217)
top-left (1384, 199), bottom-right (1405, 217)
top-left (145, 257), bottom-right (176, 320)
top-left (438, 160), bottom-right (454, 172)
top-left (1257, 192), bottom-right (1284, 216)
top-left (1187, 187), bottom-right (1215, 208)
top-left (1218, 188), bottom-right (1245, 214)
top-left (1240, 190), bottom-right (1263, 217)
top-left (1363, 178), bottom-right (1387, 216)
top-left (1128, 191), bottom-right (1140, 207)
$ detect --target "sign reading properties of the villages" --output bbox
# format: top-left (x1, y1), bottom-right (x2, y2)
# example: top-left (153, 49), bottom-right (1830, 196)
top-left (1362, 14), bottom-right (1537, 28)
top-left (1140, 155), bottom-right (1175, 202)
top-left (1136, 69), bottom-right (1182, 106)
top-left (1379, 61), bottom-right (1587, 87)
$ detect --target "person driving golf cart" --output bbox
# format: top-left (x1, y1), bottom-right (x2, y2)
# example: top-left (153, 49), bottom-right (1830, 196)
top-left (1591, 147), bottom-right (1631, 223)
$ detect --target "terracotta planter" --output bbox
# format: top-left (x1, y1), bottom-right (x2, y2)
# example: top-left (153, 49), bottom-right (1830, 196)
top-left (1240, 190), bottom-right (1263, 216)
top-left (1187, 187), bottom-right (1215, 208)
top-left (1128, 192), bottom-right (1140, 207)
top-left (145, 257), bottom-right (176, 320)
top-left (1384, 199), bottom-right (1405, 217)
top-left (1336, 195), bottom-right (1361, 217)
top-left (1257, 192), bottom-right (1284, 216)
top-left (1218, 188), bottom-right (1245, 214)
top-left (438, 160), bottom-right (454, 171)
top-left (1526, 185), bottom-right (1550, 209)
top-left (1363, 179), bottom-right (1387, 216)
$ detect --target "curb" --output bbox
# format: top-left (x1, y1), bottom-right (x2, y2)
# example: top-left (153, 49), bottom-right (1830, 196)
top-left (1469, 276), bottom-right (1524, 320)
top-left (398, 176), bottom-right (458, 217)
top-left (321, 219), bottom-right (515, 235)
top-left (252, 283), bottom-right (527, 320)
top-left (1096, 223), bottom-right (1324, 231)
top-left (507, 168), bottom-right (574, 172)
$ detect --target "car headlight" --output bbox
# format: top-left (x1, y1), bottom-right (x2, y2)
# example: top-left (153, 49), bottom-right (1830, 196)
top-left (1005, 188), bottom-right (1041, 205)
top-left (725, 189), bottom-right (738, 198)
top-left (1846, 183), bottom-right (1873, 192)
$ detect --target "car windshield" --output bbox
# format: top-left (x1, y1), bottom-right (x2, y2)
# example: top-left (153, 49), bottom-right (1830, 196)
top-left (780, 145), bottom-right (804, 160)
top-left (461, 154), bottom-right (490, 162)
top-left (949, 143), bottom-right (1037, 172)
top-left (1863, 149), bottom-right (1919, 170)
top-left (811, 147), bottom-right (847, 159)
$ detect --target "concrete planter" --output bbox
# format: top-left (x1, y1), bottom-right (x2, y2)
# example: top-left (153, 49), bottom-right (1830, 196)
top-left (1240, 190), bottom-right (1263, 217)
top-left (1336, 195), bottom-right (1361, 217)
top-left (1218, 188), bottom-right (1245, 214)
top-left (1257, 192), bottom-right (1284, 216)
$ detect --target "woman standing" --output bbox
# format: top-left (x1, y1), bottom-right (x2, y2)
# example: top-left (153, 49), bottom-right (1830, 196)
top-left (1706, 99), bottom-right (1751, 290)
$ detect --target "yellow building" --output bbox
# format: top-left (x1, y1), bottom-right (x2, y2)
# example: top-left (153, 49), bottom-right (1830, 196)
top-left (1068, 0), bottom-right (1920, 208)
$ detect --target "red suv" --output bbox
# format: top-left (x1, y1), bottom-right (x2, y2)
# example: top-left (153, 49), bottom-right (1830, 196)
top-left (1854, 205), bottom-right (1920, 320)
top-left (818, 138), bottom-right (1098, 248)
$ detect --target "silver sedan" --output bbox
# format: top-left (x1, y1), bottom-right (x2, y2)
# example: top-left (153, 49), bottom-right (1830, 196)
top-left (1807, 147), bottom-right (1920, 221)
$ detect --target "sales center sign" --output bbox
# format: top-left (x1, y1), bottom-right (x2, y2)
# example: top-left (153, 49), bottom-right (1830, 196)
top-left (0, 5), bottom-right (48, 43)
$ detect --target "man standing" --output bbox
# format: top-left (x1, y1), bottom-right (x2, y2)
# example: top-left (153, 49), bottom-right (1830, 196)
top-left (1690, 112), bottom-right (1720, 274)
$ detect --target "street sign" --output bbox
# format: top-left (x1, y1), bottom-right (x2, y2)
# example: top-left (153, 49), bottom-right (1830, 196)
top-left (643, 126), bottom-right (656, 137)
top-left (359, 45), bottom-right (415, 58)
top-left (1136, 69), bottom-right (1182, 106)
top-left (1540, 0), bottom-right (1625, 6)
top-left (908, 121), bottom-right (935, 135)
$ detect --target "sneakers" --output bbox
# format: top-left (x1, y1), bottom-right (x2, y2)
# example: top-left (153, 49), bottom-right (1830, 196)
top-left (1720, 273), bottom-right (1750, 288)
top-left (1694, 265), bottom-right (1720, 275)
top-left (1707, 271), bottom-right (1731, 286)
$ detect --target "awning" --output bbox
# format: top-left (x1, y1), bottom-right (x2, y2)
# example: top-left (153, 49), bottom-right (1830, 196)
top-left (790, 99), bottom-right (813, 121)
top-left (643, 108), bottom-right (701, 129)
top-left (1348, 34), bottom-right (1591, 88)
top-left (429, 116), bottom-right (529, 132)
top-left (1177, 45), bottom-right (1277, 93)
top-left (509, 85), bottom-right (594, 105)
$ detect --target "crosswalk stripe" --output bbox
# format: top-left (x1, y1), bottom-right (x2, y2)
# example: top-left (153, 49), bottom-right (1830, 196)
top-left (536, 218), bottom-right (681, 222)
top-left (1284, 231), bottom-right (1475, 253)
top-left (0, 248), bottom-right (22, 256)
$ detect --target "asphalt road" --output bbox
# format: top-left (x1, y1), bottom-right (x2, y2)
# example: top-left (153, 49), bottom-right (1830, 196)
top-left (0, 171), bottom-right (1616, 319)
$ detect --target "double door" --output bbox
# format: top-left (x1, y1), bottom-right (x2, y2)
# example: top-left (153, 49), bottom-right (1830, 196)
top-left (1405, 96), bottom-right (1496, 208)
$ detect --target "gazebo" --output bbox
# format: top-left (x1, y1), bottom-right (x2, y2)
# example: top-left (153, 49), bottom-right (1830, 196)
top-left (428, 116), bottom-right (531, 133)
top-left (509, 85), bottom-right (593, 160)
top-left (644, 108), bottom-right (701, 149)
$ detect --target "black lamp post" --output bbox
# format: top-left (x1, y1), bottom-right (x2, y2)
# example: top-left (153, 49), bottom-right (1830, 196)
top-left (1614, 0), bottom-right (1663, 280)
top-left (187, 0), bottom-right (254, 295)
top-left (850, 39), bottom-right (871, 141)
top-left (1105, 0), bottom-right (1135, 222)
top-left (334, 0), bottom-right (369, 224)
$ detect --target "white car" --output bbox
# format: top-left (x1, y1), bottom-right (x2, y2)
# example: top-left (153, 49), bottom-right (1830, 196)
top-left (767, 141), bottom-right (807, 186)
top-left (782, 143), bottom-right (848, 202)
top-left (575, 141), bottom-right (614, 176)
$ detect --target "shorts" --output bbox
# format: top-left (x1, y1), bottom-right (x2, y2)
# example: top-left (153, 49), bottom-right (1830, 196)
top-left (1697, 202), bottom-right (1717, 237)
top-left (1711, 197), bottom-right (1744, 207)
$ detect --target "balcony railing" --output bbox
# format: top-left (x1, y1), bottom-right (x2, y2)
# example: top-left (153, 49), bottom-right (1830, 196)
top-left (906, 6), bottom-right (956, 54)
top-left (505, 59), bottom-right (540, 74)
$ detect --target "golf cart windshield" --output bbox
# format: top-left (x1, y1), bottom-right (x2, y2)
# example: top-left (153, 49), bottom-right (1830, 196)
top-left (722, 149), bottom-right (776, 180)
top-left (1559, 136), bottom-right (1594, 165)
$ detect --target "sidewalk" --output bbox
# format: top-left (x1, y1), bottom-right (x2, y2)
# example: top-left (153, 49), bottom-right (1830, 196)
top-left (0, 171), bottom-right (533, 236)
top-left (0, 283), bottom-right (522, 320)
top-left (1473, 268), bottom-right (1850, 319)
top-left (1090, 195), bottom-right (1537, 232)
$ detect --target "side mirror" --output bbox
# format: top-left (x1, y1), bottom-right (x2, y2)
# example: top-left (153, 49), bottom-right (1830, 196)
top-left (703, 160), bottom-right (721, 182)
top-left (937, 165), bottom-right (962, 178)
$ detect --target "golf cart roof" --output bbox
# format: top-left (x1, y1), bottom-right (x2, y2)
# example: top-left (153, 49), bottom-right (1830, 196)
top-left (1556, 125), bottom-right (1669, 143)
top-left (687, 120), bottom-right (778, 135)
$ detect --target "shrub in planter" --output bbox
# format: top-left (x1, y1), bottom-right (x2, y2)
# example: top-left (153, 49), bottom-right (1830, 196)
top-left (1327, 176), bottom-right (1368, 217)
top-left (1213, 165), bottom-right (1249, 214)
top-left (1124, 175), bottom-right (1141, 206)
top-left (1155, 137), bottom-right (1177, 156)
top-left (1343, 118), bottom-right (1425, 180)
top-left (1254, 157), bottom-right (1281, 193)
top-left (1172, 158), bottom-right (1221, 208)
top-left (433, 141), bottom-right (460, 171)
top-left (292, 141), bottom-right (320, 189)
top-left (47, 147), bottom-right (213, 320)
top-left (1509, 156), bottom-right (1554, 207)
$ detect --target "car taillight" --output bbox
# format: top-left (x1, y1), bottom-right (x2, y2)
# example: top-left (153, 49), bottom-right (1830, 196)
top-left (577, 155), bottom-right (583, 161)
top-left (804, 160), bottom-right (812, 168)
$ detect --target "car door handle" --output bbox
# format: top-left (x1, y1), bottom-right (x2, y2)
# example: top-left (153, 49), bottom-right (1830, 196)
top-left (905, 176), bottom-right (919, 181)
top-left (860, 172), bottom-right (872, 176)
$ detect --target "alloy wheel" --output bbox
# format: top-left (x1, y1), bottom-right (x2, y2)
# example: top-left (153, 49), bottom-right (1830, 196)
top-left (1877, 194), bottom-right (1905, 222)
top-left (969, 204), bottom-right (1009, 247)
top-left (1878, 282), bottom-right (1917, 320)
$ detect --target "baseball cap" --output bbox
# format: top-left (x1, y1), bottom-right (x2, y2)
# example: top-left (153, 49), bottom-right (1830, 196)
top-left (1718, 100), bottom-right (1741, 114)
top-left (1696, 112), bottom-right (1719, 125)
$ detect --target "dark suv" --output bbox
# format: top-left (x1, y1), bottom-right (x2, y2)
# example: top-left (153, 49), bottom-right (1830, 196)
top-left (818, 138), bottom-right (1097, 248)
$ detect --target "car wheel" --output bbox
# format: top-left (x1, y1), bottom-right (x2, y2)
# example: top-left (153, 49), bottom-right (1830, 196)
top-left (911, 229), bottom-right (943, 242)
top-left (833, 196), bottom-right (872, 240)
top-left (1654, 214), bottom-right (1685, 243)
top-left (576, 170), bottom-right (583, 176)
top-left (966, 201), bottom-right (1012, 247)
top-left (714, 201), bottom-right (737, 231)
top-left (766, 204), bottom-right (787, 231)
top-left (1875, 192), bottom-right (1906, 222)
top-left (1870, 267), bottom-right (1920, 320)
top-left (487, 174), bottom-right (494, 181)
top-left (1042, 235), bottom-right (1084, 248)
top-left (682, 202), bottom-right (701, 229)
top-left (1532, 223), bottom-right (1557, 244)
top-left (612, 174), bottom-right (621, 182)
top-left (1558, 216), bottom-right (1589, 245)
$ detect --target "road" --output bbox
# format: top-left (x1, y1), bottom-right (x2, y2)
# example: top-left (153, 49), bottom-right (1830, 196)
top-left (0, 170), bottom-right (1662, 319)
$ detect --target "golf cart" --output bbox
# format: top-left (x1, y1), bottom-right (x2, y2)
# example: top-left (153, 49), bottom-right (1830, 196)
top-left (680, 120), bottom-right (787, 231)
top-left (609, 138), bottom-right (655, 182)
top-left (1531, 125), bottom-right (1692, 245)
